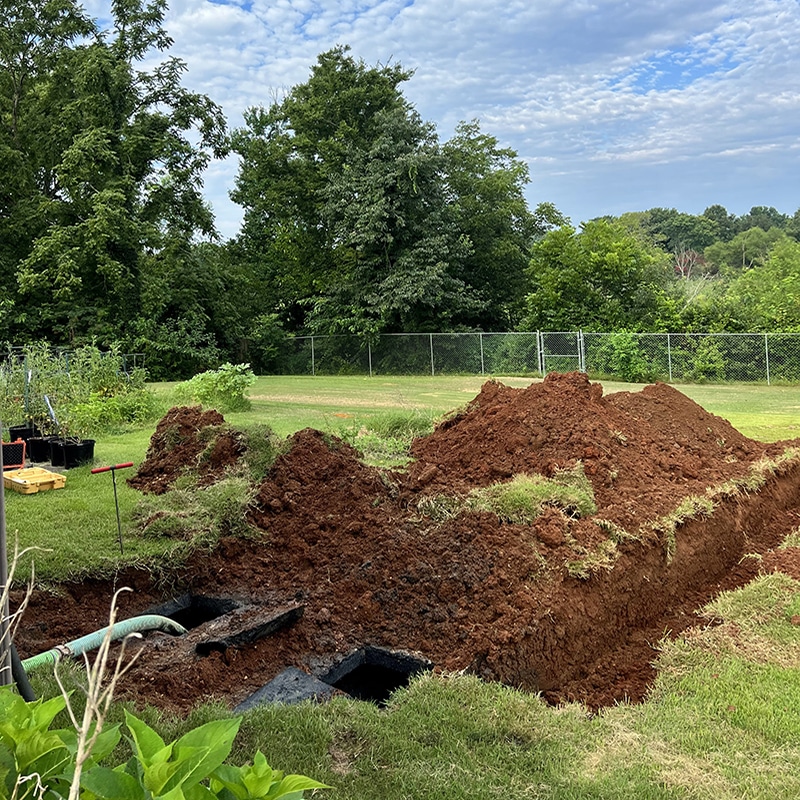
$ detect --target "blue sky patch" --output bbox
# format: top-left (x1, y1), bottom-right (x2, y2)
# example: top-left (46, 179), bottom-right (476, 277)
top-left (619, 45), bottom-right (741, 94)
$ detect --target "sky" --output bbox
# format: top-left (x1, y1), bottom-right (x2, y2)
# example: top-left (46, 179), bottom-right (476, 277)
top-left (86, 0), bottom-right (800, 239)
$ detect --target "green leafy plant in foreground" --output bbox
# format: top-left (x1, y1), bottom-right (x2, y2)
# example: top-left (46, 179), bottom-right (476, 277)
top-left (0, 688), bottom-right (329, 800)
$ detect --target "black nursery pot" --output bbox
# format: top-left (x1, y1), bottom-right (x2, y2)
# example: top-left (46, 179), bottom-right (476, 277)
top-left (49, 438), bottom-right (94, 469)
top-left (50, 438), bottom-right (95, 469)
top-left (28, 435), bottom-right (58, 463)
top-left (8, 423), bottom-right (41, 442)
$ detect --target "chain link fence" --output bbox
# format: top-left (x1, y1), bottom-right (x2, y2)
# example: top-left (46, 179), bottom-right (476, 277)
top-left (277, 332), bottom-right (800, 384)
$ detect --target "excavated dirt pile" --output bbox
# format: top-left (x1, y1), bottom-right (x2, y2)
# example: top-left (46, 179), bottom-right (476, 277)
top-left (13, 373), bottom-right (800, 713)
top-left (127, 405), bottom-right (244, 494)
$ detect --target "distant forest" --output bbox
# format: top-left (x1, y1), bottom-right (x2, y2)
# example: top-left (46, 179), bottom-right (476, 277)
top-left (3, 1), bottom-right (800, 378)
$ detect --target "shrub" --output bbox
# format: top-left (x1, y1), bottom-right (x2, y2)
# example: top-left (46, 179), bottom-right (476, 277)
top-left (65, 389), bottom-right (164, 437)
top-left (691, 337), bottom-right (726, 383)
top-left (590, 331), bottom-right (653, 383)
top-left (174, 363), bottom-right (256, 413)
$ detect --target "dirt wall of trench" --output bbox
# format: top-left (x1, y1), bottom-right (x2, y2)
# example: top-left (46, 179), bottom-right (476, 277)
top-left (490, 464), bottom-right (800, 706)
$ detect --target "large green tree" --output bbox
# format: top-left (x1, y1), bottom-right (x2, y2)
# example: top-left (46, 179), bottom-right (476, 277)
top-left (702, 204), bottom-right (736, 242)
top-left (735, 205), bottom-right (789, 234)
top-left (231, 47), bottom-right (538, 336)
top-left (726, 238), bottom-right (800, 330)
top-left (703, 227), bottom-right (788, 275)
top-left (312, 104), bottom-right (474, 335)
top-left (0, 0), bottom-right (226, 353)
top-left (641, 207), bottom-right (720, 254)
top-left (230, 46), bottom-right (415, 332)
top-left (441, 120), bottom-right (536, 329)
top-left (522, 219), bottom-right (672, 331)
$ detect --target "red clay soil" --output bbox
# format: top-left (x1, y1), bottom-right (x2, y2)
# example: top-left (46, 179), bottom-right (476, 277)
top-left (12, 373), bottom-right (800, 714)
top-left (126, 406), bottom-right (244, 494)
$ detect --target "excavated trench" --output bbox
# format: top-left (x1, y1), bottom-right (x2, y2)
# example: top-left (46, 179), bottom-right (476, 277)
top-left (12, 374), bottom-right (800, 713)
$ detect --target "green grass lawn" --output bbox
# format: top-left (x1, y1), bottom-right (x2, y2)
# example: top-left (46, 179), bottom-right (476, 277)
top-left (9, 375), bottom-right (800, 799)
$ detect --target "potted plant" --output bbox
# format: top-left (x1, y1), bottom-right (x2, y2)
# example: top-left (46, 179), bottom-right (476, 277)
top-left (48, 437), bottom-right (95, 469)
top-left (25, 413), bottom-right (60, 463)
top-left (8, 420), bottom-right (42, 442)
top-left (47, 410), bottom-right (95, 469)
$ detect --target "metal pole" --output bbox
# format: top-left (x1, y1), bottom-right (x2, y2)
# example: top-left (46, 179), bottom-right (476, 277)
top-left (667, 333), bottom-right (673, 382)
top-left (91, 463), bottom-right (134, 555)
top-left (479, 333), bottom-right (485, 376)
top-left (23, 356), bottom-right (30, 419)
top-left (311, 336), bottom-right (316, 377)
top-left (0, 421), bottom-right (11, 686)
top-left (368, 342), bottom-right (373, 378)
top-left (112, 470), bottom-right (122, 554)
top-left (765, 333), bottom-right (770, 386)
top-left (537, 331), bottom-right (545, 376)
top-left (429, 333), bottom-right (435, 377)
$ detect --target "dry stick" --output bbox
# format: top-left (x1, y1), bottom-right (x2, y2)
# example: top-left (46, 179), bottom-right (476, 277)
top-left (0, 540), bottom-right (36, 686)
top-left (54, 587), bottom-right (145, 800)
top-left (3, 544), bottom-right (42, 799)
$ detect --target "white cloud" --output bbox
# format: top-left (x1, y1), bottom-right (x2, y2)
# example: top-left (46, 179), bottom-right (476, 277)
top-left (87, 0), bottom-right (800, 235)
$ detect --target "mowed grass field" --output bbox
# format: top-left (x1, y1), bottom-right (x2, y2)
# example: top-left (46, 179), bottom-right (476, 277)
top-left (9, 374), bottom-right (800, 799)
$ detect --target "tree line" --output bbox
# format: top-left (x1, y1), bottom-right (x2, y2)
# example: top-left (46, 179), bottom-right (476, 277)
top-left (3, 1), bottom-right (800, 379)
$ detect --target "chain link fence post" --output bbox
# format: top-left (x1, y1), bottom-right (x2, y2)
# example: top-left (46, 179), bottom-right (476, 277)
top-left (667, 333), bottom-right (673, 382)
top-left (765, 333), bottom-right (770, 386)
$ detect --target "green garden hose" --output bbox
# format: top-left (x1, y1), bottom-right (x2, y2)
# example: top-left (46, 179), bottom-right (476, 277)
top-left (21, 615), bottom-right (187, 671)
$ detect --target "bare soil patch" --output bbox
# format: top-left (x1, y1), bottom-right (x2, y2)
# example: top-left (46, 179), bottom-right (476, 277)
top-left (13, 373), bottom-right (800, 713)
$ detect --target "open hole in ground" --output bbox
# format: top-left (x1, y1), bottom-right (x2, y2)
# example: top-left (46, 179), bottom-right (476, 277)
top-left (148, 594), bottom-right (240, 630)
top-left (320, 646), bottom-right (432, 705)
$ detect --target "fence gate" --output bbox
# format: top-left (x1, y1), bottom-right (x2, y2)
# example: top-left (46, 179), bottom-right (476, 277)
top-left (538, 331), bottom-right (585, 376)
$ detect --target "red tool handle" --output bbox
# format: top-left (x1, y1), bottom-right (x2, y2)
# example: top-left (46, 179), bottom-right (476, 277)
top-left (91, 462), bottom-right (134, 474)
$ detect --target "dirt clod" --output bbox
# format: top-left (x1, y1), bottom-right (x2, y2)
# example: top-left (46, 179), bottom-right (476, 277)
top-left (127, 406), bottom-right (244, 494)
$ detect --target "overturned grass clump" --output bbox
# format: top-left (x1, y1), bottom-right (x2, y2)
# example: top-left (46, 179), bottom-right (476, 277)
top-left (467, 464), bottom-right (597, 523)
top-left (417, 463), bottom-right (597, 525)
top-left (650, 447), bottom-right (800, 562)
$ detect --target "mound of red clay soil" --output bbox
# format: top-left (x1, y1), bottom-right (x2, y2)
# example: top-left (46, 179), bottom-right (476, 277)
top-left (127, 406), bottom-right (244, 494)
top-left (13, 373), bottom-right (800, 713)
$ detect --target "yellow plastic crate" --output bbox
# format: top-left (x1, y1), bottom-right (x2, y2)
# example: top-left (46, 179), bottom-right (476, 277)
top-left (3, 467), bottom-right (66, 494)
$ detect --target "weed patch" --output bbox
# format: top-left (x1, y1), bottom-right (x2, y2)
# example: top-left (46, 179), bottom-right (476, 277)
top-left (467, 465), bottom-right (597, 524)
